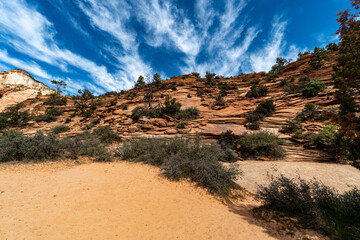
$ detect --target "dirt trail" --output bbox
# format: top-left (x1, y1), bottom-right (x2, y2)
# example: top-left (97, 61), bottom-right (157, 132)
top-left (0, 161), bottom-right (276, 240)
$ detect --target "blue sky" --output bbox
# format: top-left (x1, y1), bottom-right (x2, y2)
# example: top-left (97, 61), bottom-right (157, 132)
top-left (0, 0), bottom-right (351, 94)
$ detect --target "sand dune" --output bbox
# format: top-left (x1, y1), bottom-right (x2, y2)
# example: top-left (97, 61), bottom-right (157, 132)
top-left (0, 161), bottom-right (276, 240)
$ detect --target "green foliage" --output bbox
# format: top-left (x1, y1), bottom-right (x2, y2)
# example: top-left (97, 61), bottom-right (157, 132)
top-left (297, 51), bottom-right (310, 58)
top-left (247, 121), bottom-right (260, 130)
top-left (177, 122), bottom-right (185, 129)
top-left (0, 103), bottom-right (31, 130)
top-left (236, 131), bottom-right (285, 159)
top-left (115, 137), bottom-right (240, 197)
top-left (191, 72), bottom-right (200, 78)
top-left (91, 126), bottom-right (121, 144)
top-left (246, 99), bottom-right (276, 123)
top-left (51, 80), bottom-right (66, 94)
top-left (135, 75), bottom-right (146, 89)
top-left (326, 42), bottom-right (339, 51)
top-left (287, 77), bottom-right (325, 97)
top-left (205, 72), bottom-right (216, 86)
top-left (309, 47), bottom-right (330, 70)
top-left (77, 89), bottom-right (94, 100)
top-left (196, 90), bottom-right (205, 97)
top-left (163, 96), bottom-right (181, 115)
top-left (187, 93), bottom-right (192, 98)
top-left (250, 79), bottom-right (260, 85)
top-left (296, 103), bottom-right (323, 121)
top-left (279, 79), bottom-right (287, 86)
top-left (215, 95), bottom-right (226, 106)
top-left (175, 107), bottom-right (200, 120)
top-left (0, 130), bottom-right (111, 162)
top-left (46, 108), bottom-right (63, 117)
top-left (281, 119), bottom-right (302, 133)
top-left (256, 175), bottom-right (360, 239)
top-left (43, 94), bottom-right (67, 106)
top-left (246, 85), bottom-right (268, 98)
top-left (51, 125), bottom-right (70, 134)
top-left (302, 80), bottom-right (326, 97)
top-left (269, 57), bottom-right (289, 75)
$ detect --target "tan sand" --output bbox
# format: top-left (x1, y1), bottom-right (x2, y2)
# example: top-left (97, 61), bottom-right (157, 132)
top-left (0, 161), bottom-right (276, 240)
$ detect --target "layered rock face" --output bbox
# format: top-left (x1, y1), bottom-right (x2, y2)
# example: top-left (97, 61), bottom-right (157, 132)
top-left (0, 69), bottom-right (52, 111)
top-left (0, 69), bottom-right (49, 88)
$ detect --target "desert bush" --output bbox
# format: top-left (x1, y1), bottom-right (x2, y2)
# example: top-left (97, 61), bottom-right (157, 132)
top-left (191, 72), bottom-right (200, 78)
top-left (246, 86), bottom-right (268, 98)
top-left (250, 79), bottom-right (260, 85)
top-left (115, 137), bottom-right (240, 197)
top-left (131, 97), bottom-right (199, 121)
top-left (279, 79), bottom-right (287, 86)
top-left (177, 122), bottom-right (185, 129)
top-left (51, 125), bottom-right (70, 134)
top-left (0, 129), bottom-right (114, 163)
top-left (215, 95), bottom-right (226, 106)
top-left (247, 121), bottom-right (260, 130)
top-left (309, 47), bottom-right (330, 70)
top-left (236, 131), bottom-right (284, 159)
top-left (256, 175), bottom-right (360, 239)
top-left (43, 94), bottom-right (67, 106)
top-left (246, 99), bottom-right (276, 123)
top-left (187, 93), bottom-right (192, 98)
top-left (302, 80), bottom-right (326, 97)
top-left (326, 42), bottom-right (339, 51)
top-left (0, 103), bottom-right (31, 129)
top-left (91, 126), bottom-right (120, 144)
top-left (175, 107), bottom-right (200, 120)
top-left (46, 108), bottom-right (63, 117)
top-left (281, 119), bottom-right (302, 133)
top-left (205, 72), bottom-right (216, 86)
top-left (196, 90), bottom-right (205, 97)
top-left (296, 103), bottom-right (323, 121)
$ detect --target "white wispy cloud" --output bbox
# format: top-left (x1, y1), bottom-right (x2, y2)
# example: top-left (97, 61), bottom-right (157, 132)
top-left (249, 17), bottom-right (292, 72)
top-left (76, 0), bottom-right (152, 89)
top-left (0, 49), bottom-right (52, 79)
top-left (0, 0), bottom-right (120, 94)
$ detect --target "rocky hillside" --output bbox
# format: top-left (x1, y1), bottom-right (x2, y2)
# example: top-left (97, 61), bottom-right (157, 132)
top-left (0, 69), bottom-right (52, 111)
top-left (0, 51), bottom-right (341, 162)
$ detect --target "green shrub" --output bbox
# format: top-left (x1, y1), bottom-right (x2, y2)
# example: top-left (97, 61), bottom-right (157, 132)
top-left (246, 100), bottom-right (276, 123)
top-left (309, 47), bottom-right (330, 70)
top-left (247, 122), bottom-right (260, 130)
top-left (250, 79), bottom-right (260, 85)
top-left (115, 137), bottom-right (240, 197)
top-left (175, 107), bottom-right (200, 120)
top-left (46, 108), bottom-right (63, 116)
top-left (326, 42), bottom-right (339, 51)
top-left (205, 72), bottom-right (216, 86)
top-left (0, 103), bottom-right (31, 129)
top-left (281, 119), bottom-right (302, 133)
top-left (177, 122), bottom-right (185, 129)
top-left (196, 90), bottom-right (205, 97)
top-left (215, 96), bottom-right (226, 106)
top-left (187, 93), bottom-right (192, 98)
top-left (191, 72), bottom-right (200, 78)
top-left (256, 175), bottom-right (360, 239)
top-left (246, 86), bottom-right (259, 98)
top-left (51, 125), bottom-right (70, 134)
top-left (296, 103), bottom-right (323, 121)
top-left (131, 97), bottom-right (199, 122)
top-left (279, 79), bottom-right (287, 86)
top-left (0, 130), bottom-right (114, 163)
top-left (302, 80), bottom-right (326, 97)
top-left (258, 86), bottom-right (268, 96)
top-left (43, 94), bottom-right (67, 106)
top-left (236, 131), bottom-right (285, 159)
top-left (91, 126), bottom-right (120, 144)
top-left (246, 86), bottom-right (268, 98)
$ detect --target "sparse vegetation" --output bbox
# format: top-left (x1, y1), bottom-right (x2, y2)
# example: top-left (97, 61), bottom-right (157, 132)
top-left (115, 136), bottom-right (241, 197)
top-left (131, 96), bottom-right (200, 121)
top-left (0, 103), bottom-right (31, 130)
top-left (44, 93), bottom-right (67, 106)
top-left (256, 175), bottom-right (360, 239)
top-left (51, 125), bottom-right (70, 134)
top-left (246, 99), bottom-right (276, 123)
top-left (246, 85), bottom-right (268, 98)
top-left (287, 77), bottom-right (325, 97)
top-left (220, 130), bottom-right (284, 160)
top-left (309, 47), bottom-right (330, 70)
top-left (0, 127), bottom-right (118, 163)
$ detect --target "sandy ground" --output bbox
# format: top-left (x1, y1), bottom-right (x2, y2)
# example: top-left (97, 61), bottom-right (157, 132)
top-left (234, 161), bottom-right (360, 193)
top-left (0, 161), bottom-right (277, 240)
